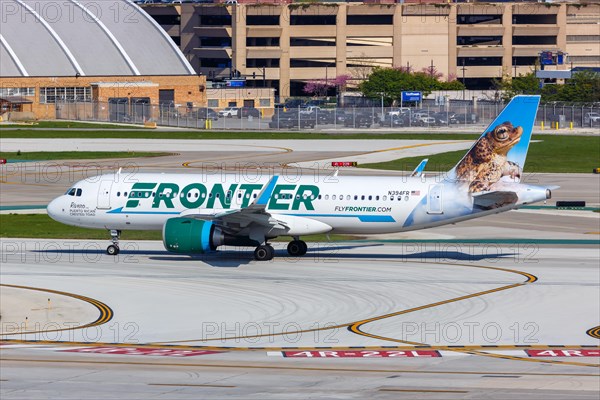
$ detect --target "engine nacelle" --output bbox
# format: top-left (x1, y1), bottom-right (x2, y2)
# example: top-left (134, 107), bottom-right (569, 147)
top-left (163, 218), bottom-right (225, 254)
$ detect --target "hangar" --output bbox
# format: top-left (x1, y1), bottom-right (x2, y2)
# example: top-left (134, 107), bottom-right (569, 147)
top-left (0, 0), bottom-right (206, 120)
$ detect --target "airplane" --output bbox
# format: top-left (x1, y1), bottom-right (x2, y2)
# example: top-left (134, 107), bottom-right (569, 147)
top-left (47, 95), bottom-right (554, 261)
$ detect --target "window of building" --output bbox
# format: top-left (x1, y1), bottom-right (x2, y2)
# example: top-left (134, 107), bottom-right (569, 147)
top-left (457, 36), bottom-right (502, 46)
top-left (247, 15), bottom-right (279, 25)
top-left (570, 56), bottom-right (600, 63)
top-left (290, 15), bottom-right (336, 25)
top-left (567, 35), bottom-right (600, 43)
top-left (39, 87), bottom-right (91, 103)
top-left (513, 36), bottom-right (557, 45)
top-left (208, 99), bottom-right (219, 107)
top-left (247, 59), bottom-right (280, 68)
top-left (513, 56), bottom-right (538, 66)
top-left (247, 37), bottom-right (280, 47)
top-left (200, 58), bottom-right (231, 68)
top-left (347, 15), bottom-right (393, 25)
top-left (199, 15), bottom-right (231, 26)
top-left (290, 59), bottom-right (335, 68)
top-left (457, 57), bottom-right (503, 66)
top-left (513, 14), bottom-right (557, 24)
top-left (290, 38), bottom-right (336, 47)
top-left (259, 98), bottom-right (271, 107)
top-left (457, 14), bottom-right (501, 25)
top-left (199, 37), bottom-right (232, 47)
top-left (0, 87), bottom-right (35, 97)
top-left (152, 14), bottom-right (181, 25)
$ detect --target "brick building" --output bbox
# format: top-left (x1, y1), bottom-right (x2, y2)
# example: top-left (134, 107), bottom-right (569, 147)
top-left (0, 0), bottom-right (206, 120)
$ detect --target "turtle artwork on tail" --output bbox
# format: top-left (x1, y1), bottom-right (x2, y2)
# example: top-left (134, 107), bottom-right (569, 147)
top-left (455, 121), bottom-right (523, 193)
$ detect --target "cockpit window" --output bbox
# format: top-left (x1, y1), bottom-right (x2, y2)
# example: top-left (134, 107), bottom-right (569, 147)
top-left (66, 188), bottom-right (76, 196)
top-left (76, 188), bottom-right (82, 197)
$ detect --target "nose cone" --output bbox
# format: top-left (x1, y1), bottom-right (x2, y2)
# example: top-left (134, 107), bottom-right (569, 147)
top-left (47, 197), bottom-right (65, 222)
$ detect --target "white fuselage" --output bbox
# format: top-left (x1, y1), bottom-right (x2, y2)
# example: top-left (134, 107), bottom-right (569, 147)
top-left (47, 172), bottom-right (548, 237)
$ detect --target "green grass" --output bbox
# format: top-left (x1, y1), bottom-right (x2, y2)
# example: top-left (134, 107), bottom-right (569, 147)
top-left (0, 151), bottom-right (173, 161)
top-left (0, 121), bottom-right (145, 129)
top-left (361, 135), bottom-right (600, 173)
top-left (0, 214), bottom-right (359, 242)
top-left (0, 129), bottom-right (479, 140)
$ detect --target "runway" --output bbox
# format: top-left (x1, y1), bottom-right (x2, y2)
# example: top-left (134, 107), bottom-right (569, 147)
top-left (1, 137), bottom-right (599, 398)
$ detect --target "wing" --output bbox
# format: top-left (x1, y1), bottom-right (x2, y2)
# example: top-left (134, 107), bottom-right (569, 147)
top-left (179, 176), bottom-right (289, 234)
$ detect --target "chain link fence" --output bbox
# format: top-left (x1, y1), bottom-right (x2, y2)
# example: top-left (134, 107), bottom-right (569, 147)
top-left (55, 100), bottom-right (600, 131)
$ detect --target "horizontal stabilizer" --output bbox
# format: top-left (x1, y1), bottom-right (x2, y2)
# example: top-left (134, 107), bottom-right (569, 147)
top-left (473, 191), bottom-right (518, 210)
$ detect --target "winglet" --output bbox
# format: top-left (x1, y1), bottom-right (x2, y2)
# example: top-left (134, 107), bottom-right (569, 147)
top-left (253, 176), bottom-right (279, 207)
top-left (410, 159), bottom-right (428, 177)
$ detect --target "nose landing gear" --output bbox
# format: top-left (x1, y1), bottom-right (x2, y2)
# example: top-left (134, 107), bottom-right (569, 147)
top-left (106, 229), bottom-right (121, 255)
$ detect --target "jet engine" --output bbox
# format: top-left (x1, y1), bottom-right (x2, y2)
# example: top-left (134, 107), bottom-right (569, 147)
top-left (162, 218), bottom-right (225, 254)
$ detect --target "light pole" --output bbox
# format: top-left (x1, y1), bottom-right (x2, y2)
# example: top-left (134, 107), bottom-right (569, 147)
top-left (460, 59), bottom-right (467, 100)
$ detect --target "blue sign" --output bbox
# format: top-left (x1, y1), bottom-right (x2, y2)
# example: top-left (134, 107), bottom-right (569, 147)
top-left (227, 80), bottom-right (245, 88)
top-left (402, 91), bottom-right (422, 102)
top-left (540, 51), bottom-right (554, 65)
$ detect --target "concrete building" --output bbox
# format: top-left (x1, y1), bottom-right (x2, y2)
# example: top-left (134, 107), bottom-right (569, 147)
top-left (0, 0), bottom-right (205, 120)
top-left (143, 1), bottom-right (600, 98)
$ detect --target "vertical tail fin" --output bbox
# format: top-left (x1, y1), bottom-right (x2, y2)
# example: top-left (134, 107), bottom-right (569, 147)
top-left (450, 95), bottom-right (540, 193)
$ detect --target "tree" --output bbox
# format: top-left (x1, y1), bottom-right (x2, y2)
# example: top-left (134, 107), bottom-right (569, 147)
top-left (495, 70), bottom-right (600, 103)
top-left (303, 80), bottom-right (332, 97)
top-left (358, 67), bottom-right (464, 104)
top-left (494, 72), bottom-right (540, 102)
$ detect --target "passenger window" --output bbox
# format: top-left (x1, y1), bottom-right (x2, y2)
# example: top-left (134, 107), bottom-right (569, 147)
top-left (361, 195), bottom-right (365, 200)
top-left (124, 192), bottom-right (128, 197)
top-left (332, 195), bottom-right (336, 200)
top-left (368, 196), bottom-right (372, 200)
top-left (390, 196), bottom-right (394, 201)
top-left (376, 195), bottom-right (379, 201)
top-left (325, 195), bottom-right (329, 200)
top-left (253, 194), bottom-right (257, 198)
top-left (346, 195), bottom-right (350, 200)
top-left (354, 195), bottom-right (358, 200)
top-left (195, 193), bottom-right (199, 198)
top-left (318, 195), bottom-right (322, 200)
top-left (117, 192), bottom-right (121, 197)
top-left (76, 188), bottom-right (82, 197)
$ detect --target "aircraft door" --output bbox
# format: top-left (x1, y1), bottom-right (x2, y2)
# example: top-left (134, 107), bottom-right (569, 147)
top-left (97, 180), bottom-right (113, 209)
top-left (427, 184), bottom-right (443, 214)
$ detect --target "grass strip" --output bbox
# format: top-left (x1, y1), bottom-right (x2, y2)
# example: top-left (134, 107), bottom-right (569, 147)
top-left (0, 214), bottom-right (359, 242)
top-left (0, 151), bottom-right (173, 161)
top-left (361, 135), bottom-right (600, 173)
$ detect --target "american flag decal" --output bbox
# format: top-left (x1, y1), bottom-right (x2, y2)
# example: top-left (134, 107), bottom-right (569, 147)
top-left (411, 190), bottom-right (420, 196)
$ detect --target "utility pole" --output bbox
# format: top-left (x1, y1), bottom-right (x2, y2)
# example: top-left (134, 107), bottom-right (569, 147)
top-left (460, 59), bottom-right (467, 100)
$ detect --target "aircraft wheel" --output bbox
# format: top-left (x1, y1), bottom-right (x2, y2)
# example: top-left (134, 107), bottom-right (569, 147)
top-left (106, 244), bottom-right (120, 256)
top-left (254, 244), bottom-right (274, 261)
top-left (287, 240), bottom-right (307, 256)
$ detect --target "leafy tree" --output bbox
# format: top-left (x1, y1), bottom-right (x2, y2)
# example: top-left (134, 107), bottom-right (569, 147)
top-left (359, 67), bottom-right (464, 104)
top-left (494, 72), bottom-right (540, 101)
top-left (495, 70), bottom-right (599, 103)
top-left (558, 70), bottom-right (600, 103)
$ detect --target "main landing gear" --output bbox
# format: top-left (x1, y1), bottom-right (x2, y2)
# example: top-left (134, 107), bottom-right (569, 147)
top-left (106, 229), bottom-right (121, 255)
top-left (287, 239), bottom-right (307, 257)
top-left (254, 244), bottom-right (275, 261)
top-left (253, 239), bottom-right (308, 261)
